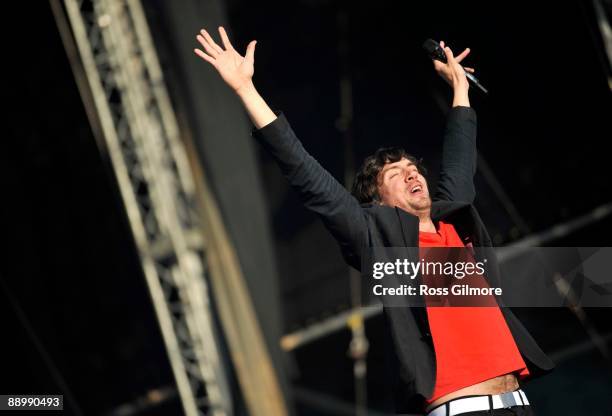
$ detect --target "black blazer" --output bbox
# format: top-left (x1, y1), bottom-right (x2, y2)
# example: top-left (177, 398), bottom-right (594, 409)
top-left (253, 107), bottom-right (554, 413)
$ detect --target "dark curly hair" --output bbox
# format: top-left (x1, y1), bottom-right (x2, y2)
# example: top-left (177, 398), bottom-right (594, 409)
top-left (351, 147), bottom-right (427, 204)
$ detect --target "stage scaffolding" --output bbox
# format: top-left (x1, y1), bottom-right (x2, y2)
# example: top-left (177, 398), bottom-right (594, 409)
top-left (52, 0), bottom-right (288, 415)
top-left (56, 0), bottom-right (231, 414)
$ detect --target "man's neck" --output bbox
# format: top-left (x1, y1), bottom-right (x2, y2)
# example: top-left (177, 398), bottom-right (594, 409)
top-left (392, 203), bottom-right (435, 232)
top-left (419, 215), bottom-right (436, 233)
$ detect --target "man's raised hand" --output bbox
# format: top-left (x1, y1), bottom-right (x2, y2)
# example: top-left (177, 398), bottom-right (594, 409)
top-left (433, 41), bottom-right (474, 107)
top-left (432, 41), bottom-right (475, 89)
top-left (194, 26), bottom-right (256, 93)
top-left (194, 26), bottom-right (275, 128)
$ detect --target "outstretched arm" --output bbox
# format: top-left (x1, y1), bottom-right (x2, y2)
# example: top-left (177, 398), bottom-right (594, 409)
top-left (194, 27), bottom-right (367, 269)
top-left (432, 42), bottom-right (478, 203)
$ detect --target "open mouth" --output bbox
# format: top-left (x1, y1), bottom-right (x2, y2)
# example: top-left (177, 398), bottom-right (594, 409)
top-left (410, 184), bottom-right (423, 195)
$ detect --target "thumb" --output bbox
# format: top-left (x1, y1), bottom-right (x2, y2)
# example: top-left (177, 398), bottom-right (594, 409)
top-left (245, 40), bottom-right (257, 62)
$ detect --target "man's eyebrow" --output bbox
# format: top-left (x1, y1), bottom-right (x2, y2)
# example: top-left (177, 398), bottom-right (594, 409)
top-left (382, 162), bottom-right (415, 175)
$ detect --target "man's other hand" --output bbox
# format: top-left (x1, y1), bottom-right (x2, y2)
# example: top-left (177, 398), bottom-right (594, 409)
top-left (194, 26), bottom-right (257, 94)
top-left (433, 41), bottom-right (473, 107)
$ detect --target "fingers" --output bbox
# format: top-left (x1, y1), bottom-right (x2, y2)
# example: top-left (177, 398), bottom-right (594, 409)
top-left (200, 29), bottom-right (223, 54)
top-left (194, 48), bottom-right (215, 65)
top-left (196, 34), bottom-right (220, 58)
top-left (455, 47), bottom-right (470, 63)
top-left (433, 57), bottom-right (475, 73)
top-left (218, 26), bottom-right (235, 51)
top-left (433, 60), bottom-right (445, 71)
top-left (443, 45), bottom-right (456, 63)
top-left (245, 40), bottom-right (257, 62)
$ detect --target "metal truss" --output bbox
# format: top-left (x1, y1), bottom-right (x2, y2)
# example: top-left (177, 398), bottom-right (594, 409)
top-left (61, 0), bottom-right (231, 414)
top-left (591, 0), bottom-right (612, 89)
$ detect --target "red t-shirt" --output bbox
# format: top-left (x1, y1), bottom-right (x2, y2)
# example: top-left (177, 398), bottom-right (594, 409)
top-left (419, 221), bottom-right (529, 404)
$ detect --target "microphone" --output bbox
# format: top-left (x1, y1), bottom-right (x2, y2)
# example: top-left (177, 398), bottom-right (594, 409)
top-left (422, 39), bottom-right (488, 94)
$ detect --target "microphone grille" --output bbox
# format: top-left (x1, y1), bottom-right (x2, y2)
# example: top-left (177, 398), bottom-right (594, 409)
top-left (422, 39), bottom-right (446, 62)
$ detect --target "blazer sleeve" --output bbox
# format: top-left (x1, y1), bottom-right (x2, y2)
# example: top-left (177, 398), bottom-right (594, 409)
top-left (434, 106), bottom-right (478, 203)
top-left (253, 113), bottom-right (367, 270)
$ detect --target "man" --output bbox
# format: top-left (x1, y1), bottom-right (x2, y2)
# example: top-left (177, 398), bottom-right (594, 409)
top-left (194, 26), bottom-right (554, 415)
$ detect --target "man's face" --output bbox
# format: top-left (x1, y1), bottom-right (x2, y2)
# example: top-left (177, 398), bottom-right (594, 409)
top-left (377, 158), bottom-right (431, 215)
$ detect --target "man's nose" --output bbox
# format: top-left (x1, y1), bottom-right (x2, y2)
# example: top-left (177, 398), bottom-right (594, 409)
top-left (405, 171), bottom-right (416, 182)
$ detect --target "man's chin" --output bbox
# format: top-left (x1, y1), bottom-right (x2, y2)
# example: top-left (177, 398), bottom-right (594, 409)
top-left (410, 197), bottom-right (432, 210)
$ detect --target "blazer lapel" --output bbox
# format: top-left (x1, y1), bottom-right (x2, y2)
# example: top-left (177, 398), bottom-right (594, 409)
top-left (430, 200), bottom-right (471, 221)
top-left (395, 207), bottom-right (419, 247)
